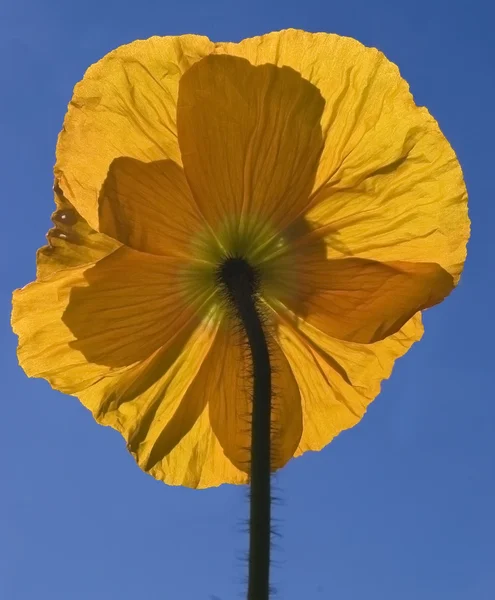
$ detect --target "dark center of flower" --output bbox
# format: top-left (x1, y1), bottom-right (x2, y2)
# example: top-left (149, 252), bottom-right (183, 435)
top-left (217, 256), bottom-right (260, 301)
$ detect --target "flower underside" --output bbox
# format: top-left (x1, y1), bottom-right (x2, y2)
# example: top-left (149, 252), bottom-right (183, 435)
top-left (11, 29), bottom-right (469, 488)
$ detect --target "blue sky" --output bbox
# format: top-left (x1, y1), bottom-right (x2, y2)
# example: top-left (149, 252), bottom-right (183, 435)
top-left (1, 0), bottom-right (493, 598)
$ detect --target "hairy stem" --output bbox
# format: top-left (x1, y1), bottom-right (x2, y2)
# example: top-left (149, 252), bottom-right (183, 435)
top-left (220, 259), bottom-right (272, 600)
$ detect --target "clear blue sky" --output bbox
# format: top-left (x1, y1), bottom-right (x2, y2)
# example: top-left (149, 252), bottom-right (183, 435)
top-left (1, 1), bottom-right (493, 599)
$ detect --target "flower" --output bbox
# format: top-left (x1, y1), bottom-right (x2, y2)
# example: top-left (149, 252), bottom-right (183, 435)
top-left (12, 30), bottom-right (469, 488)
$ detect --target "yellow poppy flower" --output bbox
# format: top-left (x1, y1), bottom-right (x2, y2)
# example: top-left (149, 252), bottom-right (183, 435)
top-left (12, 29), bottom-right (469, 489)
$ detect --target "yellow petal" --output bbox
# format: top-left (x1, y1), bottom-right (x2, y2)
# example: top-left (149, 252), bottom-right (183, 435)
top-left (207, 321), bottom-right (302, 473)
top-left (99, 314), bottom-right (302, 488)
top-left (56, 35), bottom-right (214, 229)
top-left (273, 253), bottom-right (453, 343)
top-left (216, 29), bottom-right (469, 281)
top-left (98, 158), bottom-right (203, 257)
top-left (177, 54), bottom-right (325, 239)
top-left (14, 250), bottom-right (247, 489)
top-left (79, 317), bottom-right (249, 489)
top-left (63, 248), bottom-right (203, 368)
top-left (13, 246), bottom-right (198, 394)
top-left (275, 313), bottom-right (424, 456)
top-left (37, 183), bottom-right (120, 280)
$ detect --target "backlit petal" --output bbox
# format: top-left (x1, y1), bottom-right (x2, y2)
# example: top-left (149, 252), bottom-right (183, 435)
top-left (272, 253), bottom-right (453, 343)
top-left (98, 158), bottom-right (203, 257)
top-left (217, 29), bottom-right (469, 281)
top-left (14, 258), bottom-right (246, 488)
top-left (79, 317), bottom-right (248, 488)
top-left (13, 247), bottom-right (198, 394)
top-left (275, 313), bottom-right (424, 456)
top-left (37, 183), bottom-right (120, 279)
top-left (63, 248), bottom-right (202, 368)
top-left (177, 54), bottom-right (324, 239)
top-left (208, 321), bottom-right (302, 473)
top-left (56, 35), bottom-right (214, 229)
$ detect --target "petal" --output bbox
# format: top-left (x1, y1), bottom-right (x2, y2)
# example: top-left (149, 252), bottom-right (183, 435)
top-left (79, 317), bottom-right (248, 488)
top-left (216, 29), bottom-right (469, 281)
top-left (37, 183), bottom-right (121, 280)
top-left (56, 35), bottom-right (214, 229)
top-left (274, 313), bottom-right (424, 456)
top-left (13, 246), bottom-right (199, 394)
top-left (132, 316), bottom-right (302, 487)
top-left (98, 158), bottom-right (204, 257)
top-left (14, 251), bottom-right (248, 489)
top-left (177, 54), bottom-right (324, 238)
top-left (272, 252), bottom-right (453, 343)
top-left (63, 248), bottom-right (202, 368)
top-left (207, 321), bottom-right (303, 473)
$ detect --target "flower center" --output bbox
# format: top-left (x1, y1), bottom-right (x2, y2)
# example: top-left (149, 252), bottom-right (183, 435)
top-left (180, 214), bottom-right (319, 325)
top-left (217, 256), bottom-right (260, 301)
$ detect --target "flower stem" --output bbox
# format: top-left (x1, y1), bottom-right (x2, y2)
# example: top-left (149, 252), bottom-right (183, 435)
top-left (238, 288), bottom-right (271, 600)
top-left (219, 258), bottom-right (271, 600)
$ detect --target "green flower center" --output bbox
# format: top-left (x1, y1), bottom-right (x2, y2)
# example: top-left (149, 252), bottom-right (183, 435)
top-left (181, 214), bottom-right (294, 322)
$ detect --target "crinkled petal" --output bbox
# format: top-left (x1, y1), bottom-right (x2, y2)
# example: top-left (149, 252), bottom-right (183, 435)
top-left (98, 158), bottom-right (203, 257)
top-left (272, 252), bottom-right (453, 343)
top-left (216, 29), bottom-right (469, 281)
top-left (56, 35), bottom-right (214, 229)
top-left (274, 312), bottom-right (424, 456)
top-left (37, 183), bottom-right (121, 280)
top-left (12, 246), bottom-right (199, 393)
top-left (63, 248), bottom-right (204, 369)
top-left (14, 254), bottom-right (248, 488)
top-left (207, 321), bottom-right (302, 473)
top-left (177, 54), bottom-right (324, 239)
top-left (79, 317), bottom-right (248, 489)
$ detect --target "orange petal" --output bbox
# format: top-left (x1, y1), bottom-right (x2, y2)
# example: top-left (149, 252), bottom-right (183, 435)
top-left (55, 35), bottom-right (214, 229)
top-left (274, 313), bottom-right (424, 456)
top-left (273, 254), bottom-right (453, 343)
top-left (177, 54), bottom-right (324, 240)
top-left (98, 158), bottom-right (203, 257)
top-left (80, 317), bottom-right (249, 489)
top-left (14, 257), bottom-right (248, 488)
top-left (62, 248), bottom-right (201, 368)
top-left (13, 246), bottom-right (198, 394)
top-left (207, 322), bottom-right (302, 473)
top-left (216, 29), bottom-right (469, 282)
